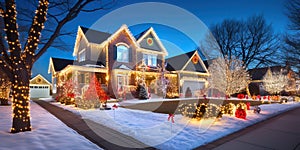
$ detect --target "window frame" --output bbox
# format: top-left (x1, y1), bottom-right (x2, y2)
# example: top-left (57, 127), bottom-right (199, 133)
top-left (116, 43), bottom-right (130, 63)
top-left (143, 53), bottom-right (157, 67)
top-left (78, 48), bottom-right (86, 62)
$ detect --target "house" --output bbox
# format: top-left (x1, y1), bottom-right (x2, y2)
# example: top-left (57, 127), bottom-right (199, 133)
top-left (48, 25), bottom-right (209, 99)
top-left (29, 74), bottom-right (52, 98)
top-left (248, 66), bottom-right (297, 96)
top-left (166, 50), bottom-right (209, 97)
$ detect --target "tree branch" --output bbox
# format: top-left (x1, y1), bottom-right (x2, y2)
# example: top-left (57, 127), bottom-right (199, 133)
top-left (3, 0), bottom-right (22, 57)
top-left (34, 0), bottom-right (115, 61)
top-left (23, 0), bottom-right (49, 66)
top-left (81, 0), bottom-right (116, 12)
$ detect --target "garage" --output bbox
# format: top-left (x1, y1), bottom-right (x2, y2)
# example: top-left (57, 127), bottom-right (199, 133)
top-left (29, 74), bottom-right (52, 98)
top-left (29, 85), bottom-right (50, 98)
top-left (182, 81), bottom-right (205, 97)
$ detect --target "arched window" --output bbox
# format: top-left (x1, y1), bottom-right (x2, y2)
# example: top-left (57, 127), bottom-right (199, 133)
top-left (116, 44), bottom-right (129, 62)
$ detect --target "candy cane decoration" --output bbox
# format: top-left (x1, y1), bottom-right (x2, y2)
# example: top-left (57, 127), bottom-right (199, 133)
top-left (168, 114), bottom-right (175, 123)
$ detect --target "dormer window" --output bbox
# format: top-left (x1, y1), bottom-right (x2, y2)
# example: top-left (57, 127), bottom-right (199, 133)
top-left (116, 44), bottom-right (129, 63)
top-left (79, 49), bottom-right (86, 62)
top-left (143, 54), bottom-right (157, 67)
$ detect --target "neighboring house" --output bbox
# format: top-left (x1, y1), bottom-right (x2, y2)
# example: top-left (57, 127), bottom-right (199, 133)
top-left (48, 25), bottom-right (209, 98)
top-left (166, 50), bottom-right (209, 97)
top-left (48, 57), bottom-right (75, 94)
top-left (248, 66), bottom-right (297, 96)
top-left (29, 74), bottom-right (52, 98)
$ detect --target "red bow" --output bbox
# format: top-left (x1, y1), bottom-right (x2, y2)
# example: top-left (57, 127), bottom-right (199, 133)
top-left (112, 104), bottom-right (118, 109)
top-left (168, 114), bottom-right (175, 123)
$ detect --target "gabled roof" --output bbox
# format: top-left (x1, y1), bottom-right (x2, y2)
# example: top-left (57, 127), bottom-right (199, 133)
top-left (136, 27), bottom-right (168, 56)
top-left (80, 26), bottom-right (111, 44)
top-left (106, 24), bottom-right (139, 48)
top-left (134, 27), bottom-right (151, 40)
top-left (248, 66), bottom-right (286, 80)
top-left (48, 57), bottom-right (74, 73)
top-left (166, 51), bottom-right (196, 71)
top-left (166, 50), bottom-right (208, 74)
top-left (30, 74), bottom-right (52, 85)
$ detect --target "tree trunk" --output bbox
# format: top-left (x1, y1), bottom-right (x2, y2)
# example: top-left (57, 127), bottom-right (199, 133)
top-left (10, 67), bottom-right (31, 133)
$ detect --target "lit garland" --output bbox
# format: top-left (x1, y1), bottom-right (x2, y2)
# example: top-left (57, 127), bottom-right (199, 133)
top-left (178, 103), bottom-right (223, 120)
top-left (178, 102), bottom-right (252, 121)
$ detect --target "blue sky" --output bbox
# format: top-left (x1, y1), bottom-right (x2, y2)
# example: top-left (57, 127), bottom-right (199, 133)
top-left (31, 0), bottom-right (288, 81)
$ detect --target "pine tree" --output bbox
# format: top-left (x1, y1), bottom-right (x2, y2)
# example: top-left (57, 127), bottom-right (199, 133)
top-left (138, 84), bottom-right (148, 100)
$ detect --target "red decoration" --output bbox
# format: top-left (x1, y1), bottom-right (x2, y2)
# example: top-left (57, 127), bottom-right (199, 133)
top-left (246, 102), bottom-right (250, 110)
top-left (257, 95), bottom-right (261, 100)
top-left (67, 93), bottom-right (75, 98)
top-left (245, 95), bottom-right (248, 99)
top-left (203, 95), bottom-right (207, 100)
top-left (84, 75), bottom-right (109, 104)
top-left (147, 38), bottom-right (153, 45)
top-left (268, 95), bottom-right (270, 101)
top-left (237, 94), bottom-right (245, 99)
top-left (112, 104), bottom-right (118, 109)
top-left (168, 114), bottom-right (175, 123)
top-left (235, 108), bottom-right (247, 119)
top-left (192, 56), bottom-right (198, 64)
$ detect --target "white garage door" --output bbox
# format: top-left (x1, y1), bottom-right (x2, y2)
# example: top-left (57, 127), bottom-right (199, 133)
top-left (29, 85), bottom-right (50, 98)
top-left (182, 81), bottom-right (205, 97)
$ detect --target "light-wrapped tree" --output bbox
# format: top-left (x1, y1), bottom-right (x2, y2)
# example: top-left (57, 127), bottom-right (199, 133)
top-left (208, 57), bottom-right (250, 97)
top-left (262, 69), bottom-right (288, 95)
top-left (0, 75), bottom-right (11, 105)
top-left (0, 0), bottom-right (115, 133)
top-left (83, 75), bottom-right (108, 109)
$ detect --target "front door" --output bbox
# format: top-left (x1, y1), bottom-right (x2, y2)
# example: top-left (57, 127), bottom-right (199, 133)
top-left (117, 75), bottom-right (127, 93)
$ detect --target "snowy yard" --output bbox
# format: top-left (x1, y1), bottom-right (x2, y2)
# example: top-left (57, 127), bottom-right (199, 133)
top-left (52, 100), bottom-right (300, 150)
top-left (0, 102), bottom-right (102, 150)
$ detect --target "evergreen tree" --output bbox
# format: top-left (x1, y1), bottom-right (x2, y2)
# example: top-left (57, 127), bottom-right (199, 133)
top-left (138, 84), bottom-right (148, 100)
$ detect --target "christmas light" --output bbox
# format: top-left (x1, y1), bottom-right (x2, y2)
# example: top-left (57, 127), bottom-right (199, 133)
top-left (0, 0), bottom-right (49, 133)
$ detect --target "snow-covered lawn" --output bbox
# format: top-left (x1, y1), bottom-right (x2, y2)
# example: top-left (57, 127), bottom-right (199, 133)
top-left (53, 100), bottom-right (300, 150)
top-left (0, 101), bottom-right (101, 150)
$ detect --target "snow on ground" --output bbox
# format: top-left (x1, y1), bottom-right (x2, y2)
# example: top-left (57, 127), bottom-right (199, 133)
top-left (53, 101), bottom-right (300, 150)
top-left (0, 101), bottom-right (102, 150)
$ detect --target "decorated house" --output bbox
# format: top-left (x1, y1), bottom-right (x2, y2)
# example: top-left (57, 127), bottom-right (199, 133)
top-left (248, 66), bottom-right (298, 96)
top-left (48, 25), bottom-right (209, 99)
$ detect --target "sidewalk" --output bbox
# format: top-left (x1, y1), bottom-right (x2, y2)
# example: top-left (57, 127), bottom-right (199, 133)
top-left (33, 100), bottom-right (155, 150)
top-left (196, 106), bottom-right (300, 150)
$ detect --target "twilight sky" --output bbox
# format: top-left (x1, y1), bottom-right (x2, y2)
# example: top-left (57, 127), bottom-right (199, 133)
top-left (31, 0), bottom-right (288, 81)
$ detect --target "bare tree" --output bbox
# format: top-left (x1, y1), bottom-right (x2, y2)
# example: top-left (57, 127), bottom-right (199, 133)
top-left (207, 57), bottom-right (250, 97)
top-left (263, 69), bottom-right (288, 95)
top-left (208, 15), bottom-right (280, 69)
top-left (0, 0), bottom-right (115, 133)
top-left (283, 0), bottom-right (300, 73)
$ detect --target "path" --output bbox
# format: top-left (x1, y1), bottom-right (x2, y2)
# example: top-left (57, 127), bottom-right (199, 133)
top-left (33, 100), bottom-right (155, 150)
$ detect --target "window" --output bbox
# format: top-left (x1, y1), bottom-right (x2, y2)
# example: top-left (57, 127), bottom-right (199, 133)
top-left (143, 54), bottom-right (157, 67)
top-left (79, 49), bottom-right (86, 62)
top-left (117, 45), bottom-right (129, 62)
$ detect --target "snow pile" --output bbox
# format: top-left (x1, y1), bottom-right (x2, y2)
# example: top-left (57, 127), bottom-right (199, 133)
top-left (53, 101), bottom-right (300, 149)
top-left (0, 102), bottom-right (101, 150)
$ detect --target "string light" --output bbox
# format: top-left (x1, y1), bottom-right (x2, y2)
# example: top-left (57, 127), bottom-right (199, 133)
top-left (1, 0), bottom-right (49, 133)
